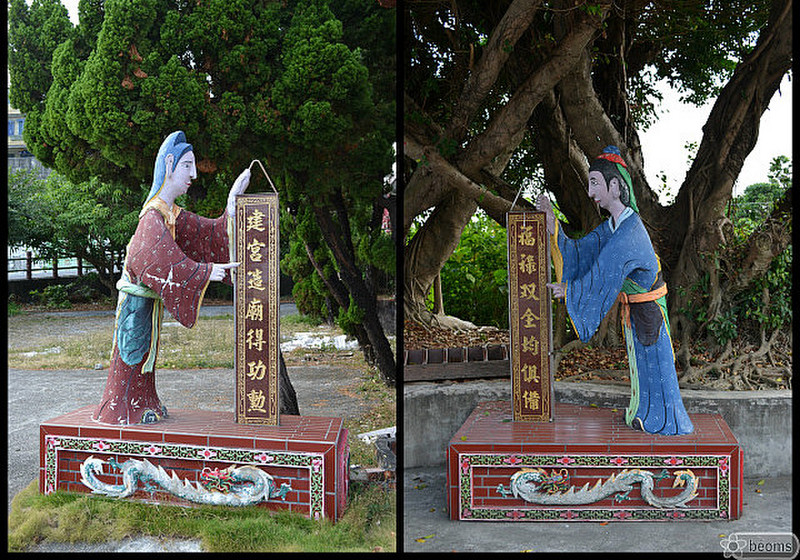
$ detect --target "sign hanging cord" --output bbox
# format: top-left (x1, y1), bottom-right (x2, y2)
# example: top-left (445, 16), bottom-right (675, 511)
top-left (249, 160), bottom-right (278, 194)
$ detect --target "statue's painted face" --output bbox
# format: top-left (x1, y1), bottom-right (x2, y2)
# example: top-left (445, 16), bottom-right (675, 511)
top-left (165, 150), bottom-right (197, 199)
top-left (587, 170), bottom-right (620, 211)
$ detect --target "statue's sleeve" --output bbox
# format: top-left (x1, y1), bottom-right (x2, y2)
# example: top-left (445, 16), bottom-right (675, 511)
top-left (126, 210), bottom-right (214, 328)
top-left (562, 225), bottom-right (641, 343)
top-left (555, 220), bottom-right (612, 283)
top-left (174, 210), bottom-right (233, 286)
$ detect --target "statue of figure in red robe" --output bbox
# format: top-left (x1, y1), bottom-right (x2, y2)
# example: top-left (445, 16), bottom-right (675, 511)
top-left (94, 131), bottom-right (250, 424)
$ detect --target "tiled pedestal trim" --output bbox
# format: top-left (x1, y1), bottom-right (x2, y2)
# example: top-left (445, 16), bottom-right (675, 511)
top-left (40, 406), bottom-right (349, 521)
top-left (447, 401), bottom-right (743, 522)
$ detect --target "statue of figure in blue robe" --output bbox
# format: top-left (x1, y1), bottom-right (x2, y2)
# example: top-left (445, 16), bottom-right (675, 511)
top-left (537, 146), bottom-right (693, 436)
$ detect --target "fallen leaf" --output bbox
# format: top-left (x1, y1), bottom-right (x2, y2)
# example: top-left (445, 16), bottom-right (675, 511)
top-left (416, 534), bottom-right (435, 543)
top-left (599, 521), bottom-right (609, 525)
top-left (429, 508), bottom-right (436, 512)
top-left (757, 479), bottom-right (765, 486)
top-left (460, 436), bottom-right (468, 441)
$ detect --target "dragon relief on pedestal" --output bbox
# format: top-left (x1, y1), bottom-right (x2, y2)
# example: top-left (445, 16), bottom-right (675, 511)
top-left (496, 467), bottom-right (699, 509)
top-left (80, 456), bottom-right (292, 506)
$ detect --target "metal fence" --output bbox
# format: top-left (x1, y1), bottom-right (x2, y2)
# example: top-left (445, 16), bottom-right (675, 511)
top-left (7, 251), bottom-right (97, 281)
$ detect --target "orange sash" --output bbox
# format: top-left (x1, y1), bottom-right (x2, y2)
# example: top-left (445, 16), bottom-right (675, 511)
top-left (617, 284), bottom-right (667, 329)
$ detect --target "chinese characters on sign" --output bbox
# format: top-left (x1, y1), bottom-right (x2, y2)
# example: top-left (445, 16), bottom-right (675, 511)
top-left (507, 211), bottom-right (553, 422)
top-left (234, 194), bottom-right (280, 424)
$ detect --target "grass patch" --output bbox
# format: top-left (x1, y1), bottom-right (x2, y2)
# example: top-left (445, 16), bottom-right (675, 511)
top-left (9, 478), bottom-right (395, 552)
top-left (7, 312), bottom-right (337, 371)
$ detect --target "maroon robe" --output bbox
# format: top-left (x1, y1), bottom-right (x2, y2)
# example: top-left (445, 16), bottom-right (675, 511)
top-left (94, 202), bottom-right (231, 424)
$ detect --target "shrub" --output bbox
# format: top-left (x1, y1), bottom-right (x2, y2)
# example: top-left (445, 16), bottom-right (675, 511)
top-left (436, 211), bottom-right (509, 328)
top-left (29, 284), bottom-right (72, 309)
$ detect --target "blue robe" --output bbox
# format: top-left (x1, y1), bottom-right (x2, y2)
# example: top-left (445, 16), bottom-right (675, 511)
top-left (553, 211), bottom-right (693, 435)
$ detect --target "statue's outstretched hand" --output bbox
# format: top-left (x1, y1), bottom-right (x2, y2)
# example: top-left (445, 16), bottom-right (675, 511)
top-left (210, 262), bottom-right (239, 282)
top-left (546, 282), bottom-right (565, 299)
top-left (227, 168), bottom-right (251, 216)
top-left (536, 194), bottom-right (556, 235)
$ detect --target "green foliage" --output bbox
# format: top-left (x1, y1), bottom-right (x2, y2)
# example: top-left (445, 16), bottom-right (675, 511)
top-left (66, 271), bottom-right (108, 302)
top-left (280, 207), bottom-right (337, 322)
top-left (29, 284), bottom-right (72, 309)
top-left (7, 0), bottom-right (73, 115)
top-left (9, 0), bottom-right (393, 242)
top-left (8, 169), bottom-right (139, 291)
top-left (727, 156), bottom-right (792, 338)
top-left (8, 303), bottom-right (23, 317)
top-left (728, 155), bottom-right (792, 237)
top-left (436, 211), bottom-right (509, 328)
top-left (8, 168), bottom-right (55, 251)
top-left (739, 245), bottom-right (792, 332)
top-left (9, 0), bottom-right (396, 377)
top-left (637, 1), bottom-right (770, 105)
top-left (337, 295), bottom-right (366, 338)
top-left (706, 310), bottom-right (738, 347)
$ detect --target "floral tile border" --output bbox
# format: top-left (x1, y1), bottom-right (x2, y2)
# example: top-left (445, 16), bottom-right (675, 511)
top-left (44, 435), bottom-right (327, 519)
top-left (457, 452), bottom-right (733, 521)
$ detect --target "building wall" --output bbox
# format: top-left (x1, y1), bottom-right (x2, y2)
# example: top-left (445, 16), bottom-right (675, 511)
top-left (8, 93), bottom-right (50, 179)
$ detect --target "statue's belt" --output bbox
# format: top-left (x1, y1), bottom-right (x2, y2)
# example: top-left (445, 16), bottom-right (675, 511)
top-left (617, 283), bottom-right (667, 329)
top-left (117, 278), bottom-right (160, 299)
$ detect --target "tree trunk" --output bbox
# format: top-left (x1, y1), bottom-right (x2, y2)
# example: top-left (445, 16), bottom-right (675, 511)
top-left (664, 0), bottom-right (792, 342)
top-left (403, 189), bottom-right (479, 331)
top-left (312, 195), bottom-right (396, 385)
top-left (278, 352), bottom-right (300, 415)
top-left (403, 1), bottom-right (611, 331)
top-left (432, 272), bottom-right (444, 315)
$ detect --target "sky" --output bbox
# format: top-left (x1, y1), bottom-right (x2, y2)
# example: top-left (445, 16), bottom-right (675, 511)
top-left (640, 75), bottom-right (792, 202)
top-left (58, 0), bottom-right (791, 203)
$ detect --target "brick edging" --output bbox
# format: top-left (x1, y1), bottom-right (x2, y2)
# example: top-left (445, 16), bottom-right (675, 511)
top-left (404, 345), bottom-right (509, 366)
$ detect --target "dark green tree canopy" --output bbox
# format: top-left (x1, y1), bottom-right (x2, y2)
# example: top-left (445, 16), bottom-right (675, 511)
top-left (10, 0), bottom-right (393, 202)
top-left (9, 0), bottom-right (397, 384)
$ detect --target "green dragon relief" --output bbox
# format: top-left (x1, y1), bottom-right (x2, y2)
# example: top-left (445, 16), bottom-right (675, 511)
top-left (497, 467), bottom-right (699, 509)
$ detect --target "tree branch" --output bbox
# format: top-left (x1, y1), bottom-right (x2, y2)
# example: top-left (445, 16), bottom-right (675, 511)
top-left (445, 0), bottom-right (543, 143)
top-left (455, 0), bottom-right (611, 176)
top-left (556, 49), bottom-right (659, 218)
top-left (406, 136), bottom-right (523, 225)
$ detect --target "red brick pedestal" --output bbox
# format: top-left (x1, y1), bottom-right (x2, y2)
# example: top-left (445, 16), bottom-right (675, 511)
top-left (447, 401), bottom-right (743, 521)
top-left (40, 407), bottom-right (349, 521)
